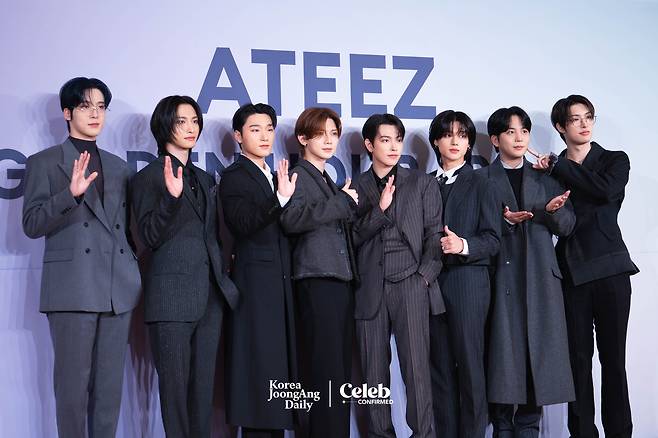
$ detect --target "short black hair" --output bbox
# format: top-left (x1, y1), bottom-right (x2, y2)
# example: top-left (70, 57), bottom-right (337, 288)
top-left (59, 77), bottom-right (112, 131)
top-left (150, 95), bottom-right (204, 155)
top-left (487, 106), bottom-right (532, 137)
top-left (551, 94), bottom-right (595, 142)
top-left (429, 110), bottom-right (476, 165)
top-left (232, 103), bottom-right (277, 134)
top-left (361, 113), bottom-right (406, 160)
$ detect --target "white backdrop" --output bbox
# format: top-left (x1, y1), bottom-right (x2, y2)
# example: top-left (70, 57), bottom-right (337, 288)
top-left (1, 1), bottom-right (657, 437)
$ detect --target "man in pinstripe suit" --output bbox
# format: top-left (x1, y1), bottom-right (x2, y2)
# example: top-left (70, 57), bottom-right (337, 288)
top-left (353, 114), bottom-right (444, 438)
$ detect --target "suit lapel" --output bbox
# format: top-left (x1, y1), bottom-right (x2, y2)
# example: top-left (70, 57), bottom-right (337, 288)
top-left (489, 157), bottom-right (519, 212)
top-left (58, 139), bottom-right (112, 232)
top-left (393, 167), bottom-right (420, 254)
top-left (183, 165), bottom-right (204, 221)
top-left (99, 149), bottom-right (121, 226)
top-left (239, 155), bottom-right (274, 198)
top-left (521, 160), bottom-right (541, 212)
top-left (298, 159), bottom-right (333, 199)
top-left (444, 164), bottom-right (473, 217)
top-left (360, 168), bottom-right (381, 211)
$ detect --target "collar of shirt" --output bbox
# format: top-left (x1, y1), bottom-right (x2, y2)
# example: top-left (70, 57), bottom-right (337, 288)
top-left (69, 136), bottom-right (98, 155)
top-left (500, 159), bottom-right (524, 169)
top-left (436, 161), bottom-right (466, 185)
top-left (372, 165), bottom-right (397, 192)
top-left (242, 154), bottom-right (275, 192)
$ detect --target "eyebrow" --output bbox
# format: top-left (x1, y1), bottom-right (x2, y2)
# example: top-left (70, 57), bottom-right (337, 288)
top-left (248, 124), bottom-right (273, 128)
top-left (570, 112), bottom-right (592, 117)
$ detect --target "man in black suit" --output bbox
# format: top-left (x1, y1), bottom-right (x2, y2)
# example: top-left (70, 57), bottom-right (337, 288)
top-left (219, 103), bottom-right (297, 438)
top-left (426, 110), bottom-right (500, 438)
top-left (534, 95), bottom-right (639, 438)
top-left (353, 113), bottom-right (444, 438)
top-left (130, 95), bottom-right (238, 438)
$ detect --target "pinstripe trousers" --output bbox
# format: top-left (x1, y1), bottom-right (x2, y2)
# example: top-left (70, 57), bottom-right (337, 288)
top-left (356, 274), bottom-right (435, 438)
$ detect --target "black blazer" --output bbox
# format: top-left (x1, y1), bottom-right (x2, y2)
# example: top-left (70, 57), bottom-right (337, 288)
top-left (551, 142), bottom-right (639, 285)
top-left (218, 156), bottom-right (296, 428)
top-left (432, 164), bottom-right (500, 268)
top-left (352, 166), bottom-right (445, 319)
top-left (130, 155), bottom-right (238, 322)
top-left (279, 159), bottom-right (357, 282)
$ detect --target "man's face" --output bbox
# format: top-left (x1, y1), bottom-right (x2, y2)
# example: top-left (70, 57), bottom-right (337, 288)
top-left (65, 88), bottom-right (106, 140)
top-left (434, 121), bottom-right (469, 167)
top-left (235, 113), bottom-right (275, 161)
top-left (491, 115), bottom-right (529, 161)
top-left (366, 124), bottom-right (402, 168)
top-left (301, 117), bottom-right (339, 162)
top-left (559, 103), bottom-right (594, 146)
top-left (169, 103), bottom-right (200, 152)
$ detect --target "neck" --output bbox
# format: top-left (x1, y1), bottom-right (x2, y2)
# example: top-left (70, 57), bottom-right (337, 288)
top-left (500, 155), bottom-right (523, 168)
top-left (70, 133), bottom-right (96, 142)
top-left (166, 144), bottom-right (190, 165)
top-left (565, 141), bottom-right (591, 163)
top-left (243, 152), bottom-right (266, 168)
top-left (373, 161), bottom-right (395, 178)
top-left (441, 158), bottom-right (464, 172)
top-left (305, 155), bottom-right (325, 173)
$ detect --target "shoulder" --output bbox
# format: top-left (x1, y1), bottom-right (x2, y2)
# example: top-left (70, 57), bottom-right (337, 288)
top-left (132, 156), bottom-right (164, 183)
top-left (593, 142), bottom-right (629, 164)
top-left (26, 144), bottom-right (62, 165)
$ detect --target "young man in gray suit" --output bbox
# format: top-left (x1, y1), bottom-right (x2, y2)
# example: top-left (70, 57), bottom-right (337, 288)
top-left (353, 113), bottom-right (444, 438)
top-left (479, 106), bottom-right (576, 438)
top-left (22, 77), bottom-right (142, 437)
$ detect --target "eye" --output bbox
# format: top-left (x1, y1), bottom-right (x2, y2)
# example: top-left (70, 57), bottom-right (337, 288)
top-left (586, 115), bottom-right (594, 121)
top-left (268, 128), bottom-right (274, 132)
top-left (176, 119), bottom-right (185, 125)
top-left (522, 129), bottom-right (529, 134)
top-left (79, 103), bottom-right (90, 110)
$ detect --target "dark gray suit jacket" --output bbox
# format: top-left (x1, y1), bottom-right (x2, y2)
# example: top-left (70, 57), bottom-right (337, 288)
top-left (352, 166), bottom-right (445, 320)
top-left (279, 159), bottom-right (357, 282)
top-left (130, 156), bottom-right (238, 322)
top-left (22, 139), bottom-right (141, 314)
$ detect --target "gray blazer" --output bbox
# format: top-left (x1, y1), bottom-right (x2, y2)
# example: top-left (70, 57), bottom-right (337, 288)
top-left (478, 157), bottom-right (576, 406)
top-left (352, 166), bottom-right (445, 319)
top-left (279, 159), bottom-right (357, 281)
top-left (22, 139), bottom-right (141, 314)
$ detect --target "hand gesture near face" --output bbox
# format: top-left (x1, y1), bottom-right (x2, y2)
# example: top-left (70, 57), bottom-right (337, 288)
top-left (164, 155), bottom-right (183, 198)
top-left (69, 151), bottom-right (98, 197)
top-left (342, 178), bottom-right (359, 205)
top-left (503, 206), bottom-right (534, 224)
top-left (276, 159), bottom-right (297, 198)
top-left (379, 175), bottom-right (395, 211)
top-left (545, 190), bottom-right (570, 213)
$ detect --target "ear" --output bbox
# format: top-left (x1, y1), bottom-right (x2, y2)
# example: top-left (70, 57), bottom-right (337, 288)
top-left (433, 139), bottom-right (440, 147)
top-left (364, 139), bottom-right (374, 153)
top-left (233, 130), bottom-right (243, 145)
top-left (297, 134), bottom-right (307, 146)
top-left (63, 108), bottom-right (72, 121)
top-left (490, 135), bottom-right (499, 148)
top-left (555, 123), bottom-right (566, 134)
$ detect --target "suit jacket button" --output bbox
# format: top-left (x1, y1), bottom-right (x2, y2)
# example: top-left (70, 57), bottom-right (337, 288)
top-left (120, 249), bottom-right (125, 254)
top-left (115, 224), bottom-right (120, 229)
top-left (85, 248), bottom-right (90, 254)
top-left (378, 261), bottom-right (383, 266)
top-left (505, 260), bottom-right (510, 265)
top-left (122, 202), bottom-right (126, 207)
top-left (83, 222), bottom-right (89, 227)
top-left (336, 228), bottom-right (342, 234)
top-left (339, 249), bottom-right (345, 255)
top-left (506, 289), bottom-right (511, 295)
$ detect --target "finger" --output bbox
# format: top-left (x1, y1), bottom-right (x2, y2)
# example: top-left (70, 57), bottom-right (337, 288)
top-left (563, 190), bottom-right (571, 198)
top-left (504, 206), bottom-right (510, 214)
top-left (389, 185), bottom-right (395, 195)
top-left (343, 178), bottom-right (351, 189)
top-left (86, 171), bottom-right (98, 183)
top-left (527, 148), bottom-right (540, 158)
top-left (290, 173), bottom-right (298, 185)
top-left (72, 158), bottom-right (79, 175)
top-left (444, 225), bottom-right (453, 235)
top-left (177, 166), bottom-right (183, 179)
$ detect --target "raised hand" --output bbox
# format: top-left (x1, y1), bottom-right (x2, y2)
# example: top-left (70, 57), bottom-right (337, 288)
top-left (276, 159), bottom-right (297, 198)
top-left (528, 147), bottom-right (550, 171)
top-left (342, 178), bottom-right (359, 205)
top-left (440, 225), bottom-right (464, 254)
top-left (164, 155), bottom-right (183, 198)
top-left (546, 190), bottom-right (570, 213)
top-left (69, 151), bottom-right (98, 197)
top-left (379, 175), bottom-right (395, 211)
top-left (503, 206), bottom-right (534, 224)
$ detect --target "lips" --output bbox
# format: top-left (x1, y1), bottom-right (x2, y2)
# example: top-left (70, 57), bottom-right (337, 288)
top-left (184, 136), bottom-right (196, 141)
top-left (88, 123), bottom-right (100, 128)
top-left (448, 148), bottom-right (460, 153)
top-left (580, 131), bottom-right (590, 136)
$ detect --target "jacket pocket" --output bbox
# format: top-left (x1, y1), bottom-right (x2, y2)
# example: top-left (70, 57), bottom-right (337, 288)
top-left (43, 248), bottom-right (74, 262)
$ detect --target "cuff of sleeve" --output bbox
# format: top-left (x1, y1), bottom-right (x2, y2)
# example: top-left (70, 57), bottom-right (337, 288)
top-left (276, 192), bottom-right (291, 207)
top-left (459, 238), bottom-right (469, 255)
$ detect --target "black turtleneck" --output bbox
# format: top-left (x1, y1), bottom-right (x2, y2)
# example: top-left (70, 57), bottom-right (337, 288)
top-left (505, 167), bottom-right (523, 206)
top-left (70, 136), bottom-right (104, 204)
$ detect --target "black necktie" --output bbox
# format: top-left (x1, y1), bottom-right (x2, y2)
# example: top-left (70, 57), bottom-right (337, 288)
top-left (438, 174), bottom-right (448, 186)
